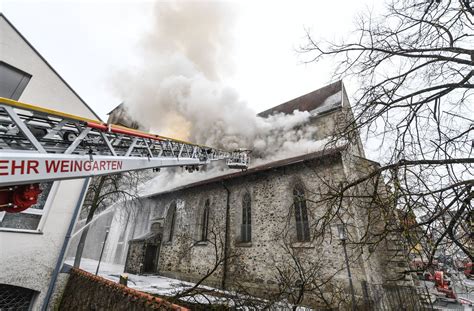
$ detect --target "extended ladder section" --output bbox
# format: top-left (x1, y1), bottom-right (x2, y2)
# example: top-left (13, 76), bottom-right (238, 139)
top-left (0, 97), bottom-right (250, 188)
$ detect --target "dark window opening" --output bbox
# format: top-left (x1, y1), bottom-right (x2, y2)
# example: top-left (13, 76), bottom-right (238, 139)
top-left (0, 182), bottom-right (53, 231)
top-left (0, 61), bottom-right (31, 100)
top-left (241, 193), bottom-right (252, 242)
top-left (200, 199), bottom-right (210, 241)
top-left (293, 185), bottom-right (310, 242)
top-left (167, 203), bottom-right (176, 242)
top-left (0, 284), bottom-right (36, 311)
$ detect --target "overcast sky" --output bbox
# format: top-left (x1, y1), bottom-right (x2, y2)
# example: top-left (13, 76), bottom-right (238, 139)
top-left (1, 0), bottom-right (380, 120)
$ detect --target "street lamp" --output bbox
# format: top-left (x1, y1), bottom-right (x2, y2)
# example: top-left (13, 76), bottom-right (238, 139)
top-left (337, 223), bottom-right (356, 311)
top-left (95, 226), bottom-right (110, 276)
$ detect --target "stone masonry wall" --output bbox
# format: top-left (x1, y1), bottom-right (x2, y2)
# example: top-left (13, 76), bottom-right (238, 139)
top-left (125, 241), bottom-right (146, 274)
top-left (127, 86), bottom-right (406, 307)
top-left (148, 154), bottom-right (378, 306)
top-left (341, 153), bottom-right (414, 286)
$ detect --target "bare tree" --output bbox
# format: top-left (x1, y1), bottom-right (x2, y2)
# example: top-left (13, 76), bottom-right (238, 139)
top-left (73, 171), bottom-right (143, 268)
top-left (164, 216), bottom-right (238, 306)
top-left (271, 241), bottom-right (349, 309)
top-left (300, 0), bottom-right (473, 270)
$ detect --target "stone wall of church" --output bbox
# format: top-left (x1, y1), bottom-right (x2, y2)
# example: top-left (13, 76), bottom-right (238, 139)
top-left (118, 88), bottom-right (414, 307)
top-left (307, 94), bottom-right (365, 159)
top-left (146, 153), bottom-right (385, 305)
top-left (341, 153), bottom-right (414, 286)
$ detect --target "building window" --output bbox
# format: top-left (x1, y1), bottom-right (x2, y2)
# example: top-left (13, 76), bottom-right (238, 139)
top-left (167, 203), bottom-right (176, 242)
top-left (200, 199), bottom-right (210, 241)
top-left (241, 193), bottom-right (251, 242)
top-left (0, 61), bottom-right (32, 100)
top-left (293, 185), bottom-right (310, 242)
top-left (0, 182), bottom-right (54, 232)
top-left (0, 284), bottom-right (37, 310)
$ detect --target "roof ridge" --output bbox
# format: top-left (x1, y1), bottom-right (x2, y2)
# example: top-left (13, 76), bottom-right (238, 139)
top-left (258, 80), bottom-right (343, 118)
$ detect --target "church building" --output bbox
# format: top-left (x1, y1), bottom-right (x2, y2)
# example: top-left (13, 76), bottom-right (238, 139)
top-left (123, 81), bottom-right (412, 308)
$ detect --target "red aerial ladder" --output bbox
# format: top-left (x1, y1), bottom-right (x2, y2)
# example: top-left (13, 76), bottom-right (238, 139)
top-left (0, 97), bottom-right (249, 213)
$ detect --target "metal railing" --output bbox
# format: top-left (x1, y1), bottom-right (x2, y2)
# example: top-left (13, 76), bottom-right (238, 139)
top-left (0, 283), bottom-right (36, 311)
top-left (361, 282), bottom-right (431, 310)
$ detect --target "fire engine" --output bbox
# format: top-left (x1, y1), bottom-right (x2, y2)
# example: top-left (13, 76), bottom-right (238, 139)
top-left (433, 270), bottom-right (456, 300)
top-left (0, 97), bottom-right (250, 213)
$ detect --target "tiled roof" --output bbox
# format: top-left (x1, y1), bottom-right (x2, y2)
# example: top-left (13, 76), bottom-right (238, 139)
top-left (69, 268), bottom-right (189, 310)
top-left (145, 147), bottom-right (344, 198)
top-left (142, 80), bottom-right (346, 198)
top-left (258, 80), bottom-right (343, 117)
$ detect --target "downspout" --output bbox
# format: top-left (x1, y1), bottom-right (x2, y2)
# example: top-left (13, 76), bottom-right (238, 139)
top-left (42, 177), bottom-right (91, 310)
top-left (221, 182), bottom-right (231, 290)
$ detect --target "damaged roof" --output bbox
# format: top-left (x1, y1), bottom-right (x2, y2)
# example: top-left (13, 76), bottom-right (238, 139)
top-left (258, 80), bottom-right (343, 118)
top-left (143, 81), bottom-right (347, 198)
top-left (145, 147), bottom-right (344, 198)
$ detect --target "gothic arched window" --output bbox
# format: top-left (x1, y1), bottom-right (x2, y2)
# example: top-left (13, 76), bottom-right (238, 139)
top-left (293, 185), bottom-right (310, 242)
top-left (167, 202), bottom-right (176, 242)
top-left (200, 199), bottom-right (210, 241)
top-left (241, 193), bottom-right (252, 242)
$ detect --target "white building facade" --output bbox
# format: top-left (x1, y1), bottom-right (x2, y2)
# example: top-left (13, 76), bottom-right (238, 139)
top-left (0, 14), bottom-right (100, 310)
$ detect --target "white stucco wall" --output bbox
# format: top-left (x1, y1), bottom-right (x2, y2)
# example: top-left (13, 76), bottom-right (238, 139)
top-left (0, 16), bottom-right (99, 118)
top-left (0, 180), bottom-right (88, 309)
top-left (0, 15), bottom-right (98, 310)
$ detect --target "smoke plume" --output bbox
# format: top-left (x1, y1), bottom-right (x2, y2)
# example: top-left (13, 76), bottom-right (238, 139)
top-left (112, 1), bottom-right (328, 194)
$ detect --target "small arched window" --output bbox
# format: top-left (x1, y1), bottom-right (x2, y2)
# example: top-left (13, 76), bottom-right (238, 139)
top-left (241, 193), bottom-right (252, 242)
top-left (293, 185), bottom-right (310, 242)
top-left (200, 199), bottom-right (210, 241)
top-left (167, 203), bottom-right (176, 242)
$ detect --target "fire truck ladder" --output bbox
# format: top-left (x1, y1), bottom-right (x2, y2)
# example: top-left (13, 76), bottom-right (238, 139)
top-left (0, 97), bottom-right (249, 212)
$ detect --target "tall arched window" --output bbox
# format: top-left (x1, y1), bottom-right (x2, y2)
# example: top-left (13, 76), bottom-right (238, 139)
top-left (200, 199), bottom-right (210, 241)
top-left (293, 185), bottom-right (310, 242)
top-left (241, 193), bottom-right (252, 242)
top-left (167, 203), bottom-right (176, 242)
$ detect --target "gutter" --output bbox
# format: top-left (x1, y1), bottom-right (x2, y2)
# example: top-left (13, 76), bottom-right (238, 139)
top-left (42, 177), bottom-right (91, 310)
top-left (221, 182), bottom-right (231, 290)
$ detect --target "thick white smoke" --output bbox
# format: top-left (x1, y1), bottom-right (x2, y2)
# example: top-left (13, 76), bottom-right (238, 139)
top-left (112, 1), bottom-right (329, 194)
top-left (113, 1), bottom-right (250, 144)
